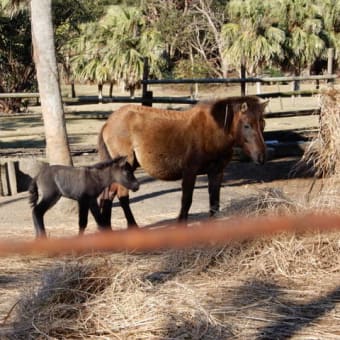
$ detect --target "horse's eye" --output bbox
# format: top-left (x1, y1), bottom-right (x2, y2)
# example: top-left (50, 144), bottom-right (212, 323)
top-left (244, 124), bottom-right (251, 129)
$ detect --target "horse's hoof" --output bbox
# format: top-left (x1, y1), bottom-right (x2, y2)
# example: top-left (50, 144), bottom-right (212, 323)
top-left (127, 224), bottom-right (139, 229)
top-left (98, 226), bottom-right (112, 233)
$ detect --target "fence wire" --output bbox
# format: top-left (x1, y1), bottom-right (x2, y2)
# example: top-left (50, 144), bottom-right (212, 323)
top-left (0, 213), bottom-right (339, 257)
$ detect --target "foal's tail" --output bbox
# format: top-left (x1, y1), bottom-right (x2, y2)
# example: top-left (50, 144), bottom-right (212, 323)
top-left (28, 178), bottom-right (38, 208)
top-left (98, 123), bottom-right (112, 162)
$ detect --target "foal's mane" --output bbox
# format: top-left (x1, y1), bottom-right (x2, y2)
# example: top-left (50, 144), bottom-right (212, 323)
top-left (88, 156), bottom-right (124, 170)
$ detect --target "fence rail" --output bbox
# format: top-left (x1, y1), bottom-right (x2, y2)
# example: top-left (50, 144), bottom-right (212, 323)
top-left (141, 74), bottom-right (337, 85)
top-left (0, 74), bottom-right (337, 105)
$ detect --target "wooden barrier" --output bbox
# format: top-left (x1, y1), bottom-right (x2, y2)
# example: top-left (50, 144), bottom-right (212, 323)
top-left (0, 74), bottom-right (337, 108)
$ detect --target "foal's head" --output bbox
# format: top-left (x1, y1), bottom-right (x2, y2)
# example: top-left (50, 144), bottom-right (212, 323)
top-left (231, 99), bottom-right (267, 165)
top-left (111, 156), bottom-right (140, 192)
top-left (95, 157), bottom-right (139, 192)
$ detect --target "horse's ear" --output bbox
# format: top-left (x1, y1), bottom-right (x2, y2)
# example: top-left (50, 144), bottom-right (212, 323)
top-left (223, 104), bottom-right (235, 133)
top-left (260, 99), bottom-right (269, 111)
top-left (241, 102), bottom-right (248, 113)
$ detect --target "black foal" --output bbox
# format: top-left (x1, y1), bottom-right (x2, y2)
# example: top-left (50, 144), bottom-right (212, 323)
top-left (28, 156), bottom-right (139, 238)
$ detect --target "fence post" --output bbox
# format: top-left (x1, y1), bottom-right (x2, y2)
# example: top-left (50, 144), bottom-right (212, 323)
top-left (142, 57), bottom-right (153, 106)
top-left (327, 48), bottom-right (334, 86)
top-left (7, 161), bottom-right (18, 195)
top-left (256, 81), bottom-right (261, 95)
top-left (240, 61), bottom-right (246, 96)
top-left (0, 163), bottom-right (9, 196)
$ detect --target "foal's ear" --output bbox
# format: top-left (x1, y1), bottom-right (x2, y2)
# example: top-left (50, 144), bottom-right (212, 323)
top-left (117, 156), bottom-right (128, 167)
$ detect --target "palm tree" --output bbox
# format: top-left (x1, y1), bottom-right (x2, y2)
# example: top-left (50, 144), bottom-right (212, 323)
top-left (69, 22), bottom-right (114, 101)
top-left (70, 6), bottom-right (164, 98)
top-left (221, 0), bottom-right (285, 79)
top-left (30, 0), bottom-right (72, 165)
top-left (318, 0), bottom-right (340, 64)
top-left (278, 0), bottom-right (326, 82)
top-left (102, 6), bottom-right (163, 97)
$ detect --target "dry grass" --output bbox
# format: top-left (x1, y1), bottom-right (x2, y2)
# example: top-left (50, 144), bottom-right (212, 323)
top-left (5, 187), bottom-right (340, 339)
top-left (294, 89), bottom-right (340, 212)
top-left (299, 89), bottom-right (340, 178)
top-left (5, 229), bottom-right (339, 339)
top-left (2, 90), bottom-right (340, 339)
top-left (218, 188), bottom-right (298, 218)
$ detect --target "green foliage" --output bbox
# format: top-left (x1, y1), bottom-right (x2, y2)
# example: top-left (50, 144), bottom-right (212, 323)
top-left (278, 0), bottom-right (326, 73)
top-left (222, 0), bottom-right (285, 75)
top-left (262, 67), bottom-right (284, 77)
top-left (69, 5), bottom-right (165, 88)
top-left (0, 6), bottom-right (35, 94)
top-left (0, 0), bottom-right (340, 97)
top-left (173, 56), bottom-right (215, 79)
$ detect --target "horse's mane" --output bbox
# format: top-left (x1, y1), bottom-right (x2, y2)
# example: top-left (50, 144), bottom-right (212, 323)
top-left (200, 95), bottom-right (261, 109)
top-left (195, 96), bottom-right (263, 131)
top-left (118, 104), bottom-right (188, 120)
top-left (88, 156), bottom-right (125, 170)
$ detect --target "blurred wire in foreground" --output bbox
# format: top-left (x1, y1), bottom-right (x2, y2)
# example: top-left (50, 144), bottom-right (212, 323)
top-left (0, 213), bottom-right (339, 257)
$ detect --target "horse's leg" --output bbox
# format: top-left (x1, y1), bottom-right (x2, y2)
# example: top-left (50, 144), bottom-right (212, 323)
top-left (177, 171), bottom-right (197, 223)
top-left (207, 169), bottom-right (224, 217)
top-left (117, 185), bottom-right (138, 228)
top-left (78, 199), bottom-right (90, 235)
top-left (32, 195), bottom-right (60, 238)
top-left (90, 198), bottom-right (112, 231)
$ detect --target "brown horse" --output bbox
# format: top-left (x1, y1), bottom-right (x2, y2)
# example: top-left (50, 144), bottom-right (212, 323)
top-left (98, 96), bottom-right (268, 227)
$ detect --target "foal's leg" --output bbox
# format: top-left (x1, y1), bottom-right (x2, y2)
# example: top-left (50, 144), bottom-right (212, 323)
top-left (78, 199), bottom-right (90, 235)
top-left (32, 195), bottom-right (60, 238)
top-left (99, 186), bottom-right (114, 227)
top-left (117, 185), bottom-right (138, 228)
top-left (90, 199), bottom-right (112, 231)
top-left (177, 171), bottom-right (197, 223)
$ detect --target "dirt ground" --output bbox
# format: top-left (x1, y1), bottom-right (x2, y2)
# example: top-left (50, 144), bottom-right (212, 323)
top-left (0, 156), bottom-right (316, 326)
top-left (0, 85), bottom-right (330, 334)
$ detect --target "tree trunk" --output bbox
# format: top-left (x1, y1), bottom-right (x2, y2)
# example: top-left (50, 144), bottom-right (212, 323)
top-left (109, 81), bottom-right (114, 98)
top-left (30, 0), bottom-right (72, 166)
top-left (240, 59), bottom-right (246, 96)
top-left (71, 81), bottom-right (76, 98)
top-left (98, 82), bottom-right (103, 102)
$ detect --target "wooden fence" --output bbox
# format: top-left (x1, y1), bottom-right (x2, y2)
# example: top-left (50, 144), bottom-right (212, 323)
top-left (0, 74), bottom-right (337, 109)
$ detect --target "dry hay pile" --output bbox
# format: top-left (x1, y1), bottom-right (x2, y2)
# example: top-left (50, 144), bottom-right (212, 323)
top-left (302, 88), bottom-right (340, 178)
top-left (4, 231), bottom-right (340, 339)
top-left (5, 189), bottom-right (340, 339)
top-left (296, 88), bottom-right (340, 211)
top-left (218, 188), bottom-right (298, 218)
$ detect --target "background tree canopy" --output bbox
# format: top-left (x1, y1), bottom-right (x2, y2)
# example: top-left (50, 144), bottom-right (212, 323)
top-left (0, 0), bottom-right (339, 106)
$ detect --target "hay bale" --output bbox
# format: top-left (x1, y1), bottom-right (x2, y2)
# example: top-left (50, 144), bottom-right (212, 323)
top-left (296, 89), bottom-right (340, 178)
top-left (294, 89), bottom-right (340, 211)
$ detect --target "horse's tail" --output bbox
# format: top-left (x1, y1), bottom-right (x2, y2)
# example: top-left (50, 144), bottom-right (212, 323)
top-left (98, 123), bottom-right (112, 161)
top-left (28, 178), bottom-right (38, 208)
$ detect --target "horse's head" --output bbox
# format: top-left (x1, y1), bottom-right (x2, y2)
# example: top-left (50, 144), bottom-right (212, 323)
top-left (112, 156), bottom-right (140, 192)
top-left (231, 99), bottom-right (268, 165)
